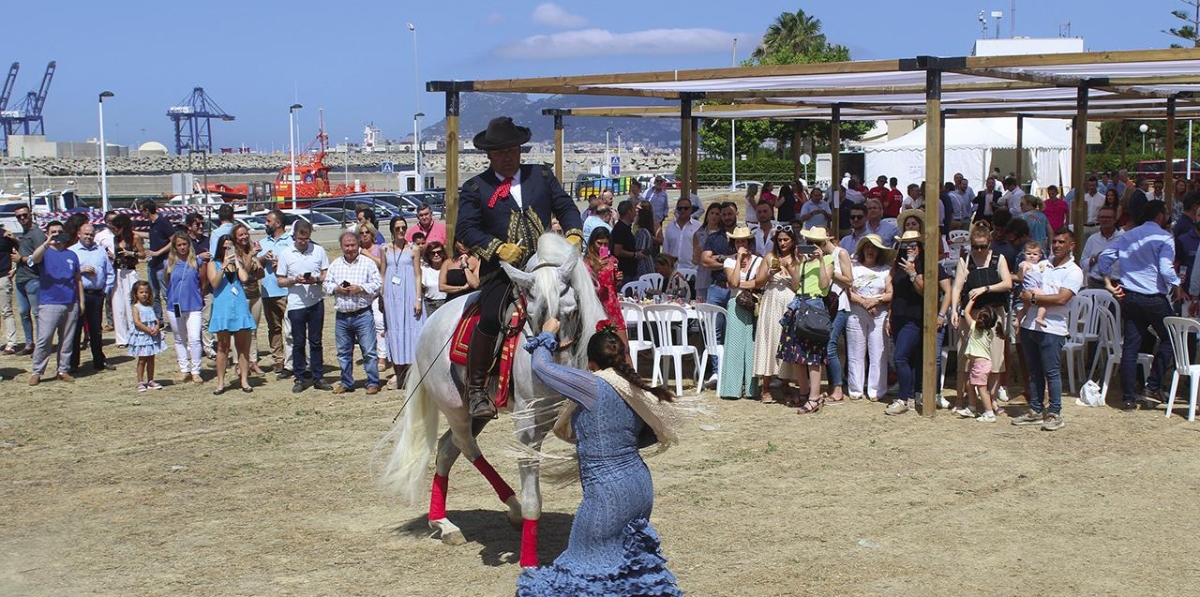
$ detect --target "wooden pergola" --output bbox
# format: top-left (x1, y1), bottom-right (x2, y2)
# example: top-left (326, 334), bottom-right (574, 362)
top-left (430, 48), bottom-right (1200, 415)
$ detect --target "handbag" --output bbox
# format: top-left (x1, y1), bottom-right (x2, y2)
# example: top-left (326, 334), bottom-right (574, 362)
top-left (734, 256), bottom-right (761, 313)
top-left (791, 260), bottom-right (831, 344)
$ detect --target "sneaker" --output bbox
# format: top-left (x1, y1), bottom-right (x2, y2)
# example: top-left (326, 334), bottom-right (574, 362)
top-left (147, 381), bottom-right (163, 390)
top-left (332, 384), bottom-right (348, 395)
top-left (1140, 389), bottom-right (1163, 406)
top-left (365, 385), bottom-right (380, 395)
top-left (57, 373), bottom-right (76, 383)
top-left (884, 400), bottom-right (909, 416)
top-left (137, 383), bottom-right (147, 393)
top-left (996, 386), bottom-right (1010, 403)
top-left (1011, 411), bottom-right (1044, 426)
top-left (703, 374), bottom-right (718, 390)
top-left (937, 395), bottom-right (951, 409)
top-left (1041, 413), bottom-right (1065, 431)
top-left (977, 411), bottom-right (997, 423)
top-left (956, 407), bottom-right (977, 419)
top-left (1119, 401), bottom-right (1139, 412)
top-left (313, 379), bottom-right (334, 391)
top-left (276, 369), bottom-right (294, 381)
top-left (292, 380), bottom-right (307, 394)
top-left (1, 345), bottom-right (16, 356)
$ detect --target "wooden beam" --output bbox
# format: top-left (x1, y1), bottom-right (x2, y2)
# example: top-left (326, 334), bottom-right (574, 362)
top-left (830, 104), bottom-right (842, 238)
top-left (1072, 86), bottom-right (1089, 259)
top-left (965, 47), bottom-right (1200, 69)
top-left (553, 113), bottom-right (564, 182)
top-left (698, 80), bottom-right (1047, 100)
top-left (680, 97), bottom-right (693, 202)
top-left (1166, 95), bottom-right (1178, 215)
top-left (922, 69), bottom-right (942, 419)
top-left (443, 91), bottom-right (461, 249)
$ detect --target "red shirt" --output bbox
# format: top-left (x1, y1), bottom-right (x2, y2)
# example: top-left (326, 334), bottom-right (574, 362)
top-left (885, 188), bottom-right (903, 217)
top-left (759, 192), bottom-right (777, 207)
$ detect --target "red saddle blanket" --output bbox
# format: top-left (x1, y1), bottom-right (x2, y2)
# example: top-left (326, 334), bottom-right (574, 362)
top-left (449, 301), bottom-right (524, 409)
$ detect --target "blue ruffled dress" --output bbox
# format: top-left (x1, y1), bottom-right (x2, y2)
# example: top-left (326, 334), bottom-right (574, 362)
top-left (516, 333), bottom-right (681, 597)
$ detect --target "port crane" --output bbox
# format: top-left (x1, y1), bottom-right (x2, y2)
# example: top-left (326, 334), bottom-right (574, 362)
top-left (0, 61), bottom-right (56, 155)
top-left (167, 87), bottom-right (235, 155)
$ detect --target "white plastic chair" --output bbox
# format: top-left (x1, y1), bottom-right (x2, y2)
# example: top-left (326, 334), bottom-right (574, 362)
top-left (620, 280), bottom-right (649, 300)
top-left (642, 304), bottom-right (700, 396)
top-left (639, 273), bottom-right (665, 293)
top-left (1092, 307), bottom-right (1121, 401)
top-left (1163, 317), bottom-right (1200, 422)
top-left (694, 303), bottom-right (726, 395)
top-left (1062, 296), bottom-right (1091, 395)
top-left (947, 230), bottom-right (970, 245)
top-left (676, 267), bottom-right (698, 284)
top-left (620, 302), bottom-right (654, 373)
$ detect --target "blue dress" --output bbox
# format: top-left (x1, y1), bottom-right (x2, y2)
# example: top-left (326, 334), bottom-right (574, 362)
top-left (127, 303), bottom-right (167, 357)
top-left (516, 333), bottom-right (681, 597)
top-left (383, 247), bottom-right (424, 365)
top-left (208, 260), bottom-right (257, 333)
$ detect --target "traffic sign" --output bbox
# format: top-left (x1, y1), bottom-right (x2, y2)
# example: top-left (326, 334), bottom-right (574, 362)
top-left (381, 161), bottom-right (394, 173)
top-left (610, 156), bottom-right (621, 176)
top-left (799, 154), bottom-right (812, 166)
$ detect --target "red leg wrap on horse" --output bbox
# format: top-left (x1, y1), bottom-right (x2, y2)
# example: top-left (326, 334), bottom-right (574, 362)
top-left (429, 474), bottom-right (449, 521)
top-left (520, 519), bottom-right (539, 568)
top-left (472, 456), bottom-right (515, 503)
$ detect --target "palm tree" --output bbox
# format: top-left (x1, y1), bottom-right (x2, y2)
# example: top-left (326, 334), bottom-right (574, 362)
top-left (752, 8), bottom-right (829, 61)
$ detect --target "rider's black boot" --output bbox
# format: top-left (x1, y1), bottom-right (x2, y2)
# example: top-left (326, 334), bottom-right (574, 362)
top-left (466, 330), bottom-right (499, 419)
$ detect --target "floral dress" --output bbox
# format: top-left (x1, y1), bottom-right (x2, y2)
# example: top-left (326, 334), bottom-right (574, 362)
top-left (587, 257), bottom-right (626, 328)
top-left (634, 228), bottom-right (655, 277)
top-left (127, 304), bottom-right (166, 357)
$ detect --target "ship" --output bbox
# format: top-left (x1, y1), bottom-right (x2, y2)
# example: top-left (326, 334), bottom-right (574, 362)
top-left (272, 110), bottom-right (365, 206)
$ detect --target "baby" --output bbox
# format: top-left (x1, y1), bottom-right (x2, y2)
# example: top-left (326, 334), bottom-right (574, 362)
top-left (1016, 241), bottom-right (1048, 327)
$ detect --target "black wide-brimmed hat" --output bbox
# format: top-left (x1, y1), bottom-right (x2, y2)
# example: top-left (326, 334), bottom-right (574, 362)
top-left (473, 116), bottom-right (532, 150)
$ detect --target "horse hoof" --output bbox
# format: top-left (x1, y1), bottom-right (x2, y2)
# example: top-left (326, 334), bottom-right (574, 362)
top-left (505, 497), bottom-right (523, 530)
top-left (440, 530), bottom-right (466, 546)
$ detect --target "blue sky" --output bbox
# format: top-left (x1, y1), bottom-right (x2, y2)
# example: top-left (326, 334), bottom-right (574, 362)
top-left (5, 0), bottom-right (1182, 152)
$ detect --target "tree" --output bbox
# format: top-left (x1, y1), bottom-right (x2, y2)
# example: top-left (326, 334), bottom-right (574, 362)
top-left (699, 9), bottom-right (869, 161)
top-left (1164, 0), bottom-right (1200, 47)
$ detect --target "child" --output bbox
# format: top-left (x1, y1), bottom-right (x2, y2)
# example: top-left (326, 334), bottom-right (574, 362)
top-left (1014, 241), bottom-right (1049, 328)
top-left (960, 294), bottom-right (1000, 422)
top-left (127, 281), bottom-right (167, 391)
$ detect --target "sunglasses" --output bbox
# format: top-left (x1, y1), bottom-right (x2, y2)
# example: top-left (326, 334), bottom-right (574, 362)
top-left (849, 215), bottom-right (864, 220)
top-left (773, 224), bottom-right (794, 235)
top-left (15, 213), bottom-right (30, 218)
top-left (900, 241), bottom-right (920, 250)
top-left (430, 251), bottom-right (445, 256)
top-left (971, 244), bottom-right (989, 250)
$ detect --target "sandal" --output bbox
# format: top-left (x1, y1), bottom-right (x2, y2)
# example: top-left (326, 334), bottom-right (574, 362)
top-left (137, 383), bottom-right (147, 393)
top-left (146, 381), bottom-right (163, 390)
top-left (796, 397), bottom-right (823, 415)
top-left (824, 392), bottom-right (845, 404)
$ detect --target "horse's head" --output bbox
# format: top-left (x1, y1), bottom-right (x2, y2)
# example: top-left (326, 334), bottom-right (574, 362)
top-left (501, 233), bottom-right (605, 366)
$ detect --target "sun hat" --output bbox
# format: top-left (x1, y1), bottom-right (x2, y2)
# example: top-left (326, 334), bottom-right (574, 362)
top-left (726, 226), bottom-right (754, 240)
top-left (800, 226), bottom-right (832, 243)
top-left (473, 116), bottom-right (532, 150)
top-left (897, 209), bottom-right (925, 228)
top-left (895, 230), bottom-right (924, 243)
top-left (854, 233), bottom-right (895, 262)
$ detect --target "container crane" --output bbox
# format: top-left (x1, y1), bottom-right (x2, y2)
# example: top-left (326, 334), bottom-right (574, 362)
top-left (0, 62), bottom-right (18, 153)
top-left (167, 87), bottom-right (235, 155)
top-left (1, 62), bottom-right (56, 155)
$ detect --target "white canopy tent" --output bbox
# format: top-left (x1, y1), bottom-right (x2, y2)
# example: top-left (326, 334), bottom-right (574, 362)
top-left (864, 117), bottom-right (1072, 193)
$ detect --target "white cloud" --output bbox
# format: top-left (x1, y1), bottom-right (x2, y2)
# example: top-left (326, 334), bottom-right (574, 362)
top-left (496, 28), bottom-right (744, 59)
top-left (482, 13), bottom-right (504, 26)
top-left (531, 3), bottom-right (588, 28)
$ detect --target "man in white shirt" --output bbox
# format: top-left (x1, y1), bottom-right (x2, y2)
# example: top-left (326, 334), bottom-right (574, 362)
top-left (998, 176), bottom-right (1025, 217)
top-left (324, 231), bottom-right (383, 395)
top-left (1080, 206), bottom-right (1122, 289)
top-left (95, 210), bottom-right (117, 332)
top-left (948, 175), bottom-right (974, 228)
top-left (799, 187), bottom-right (831, 230)
top-left (662, 197), bottom-right (701, 268)
top-left (276, 220), bottom-right (331, 393)
top-left (1081, 176), bottom-right (1106, 225)
top-left (751, 202), bottom-right (775, 255)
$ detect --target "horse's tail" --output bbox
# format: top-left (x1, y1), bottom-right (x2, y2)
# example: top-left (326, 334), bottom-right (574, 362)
top-left (373, 365), bottom-right (438, 504)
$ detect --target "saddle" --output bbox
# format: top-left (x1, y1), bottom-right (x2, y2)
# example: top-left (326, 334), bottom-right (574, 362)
top-left (449, 298), bottom-right (526, 409)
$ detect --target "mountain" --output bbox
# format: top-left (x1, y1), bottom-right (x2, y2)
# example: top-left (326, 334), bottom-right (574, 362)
top-left (422, 93), bottom-right (683, 146)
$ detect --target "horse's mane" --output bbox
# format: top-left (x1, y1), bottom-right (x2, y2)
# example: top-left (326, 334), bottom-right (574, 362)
top-left (530, 233), bottom-right (606, 369)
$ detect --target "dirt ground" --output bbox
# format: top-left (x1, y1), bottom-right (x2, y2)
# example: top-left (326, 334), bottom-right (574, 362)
top-left (3, 306), bottom-right (1200, 596)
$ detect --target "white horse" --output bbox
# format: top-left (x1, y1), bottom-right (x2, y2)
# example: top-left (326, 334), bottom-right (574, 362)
top-left (376, 233), bottom-right (606, 567)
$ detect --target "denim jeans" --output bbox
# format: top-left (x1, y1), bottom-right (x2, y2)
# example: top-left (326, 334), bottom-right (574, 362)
top-left (825, 309), bottom-right (850, 388)
top-left (288, 302), bottom-right (325, 381)
top-left (148, 262), bottom-right (166, 322)
top-left (1118, 291), bottom-right (1174, 402)
top-left (705, 284), bottom-right (730, 373)
top-left (15, 277), bottom-right (39, 345)
top-left (892, 317), bottom-right (922, 400)
top-left (1020, 327), bottom-right (1067, 415)
top-left (335, 308), bottom-right (379, 389)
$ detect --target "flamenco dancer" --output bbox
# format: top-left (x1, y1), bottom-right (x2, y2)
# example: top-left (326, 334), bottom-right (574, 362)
top-left (516, 317), bottom-right (682, 596)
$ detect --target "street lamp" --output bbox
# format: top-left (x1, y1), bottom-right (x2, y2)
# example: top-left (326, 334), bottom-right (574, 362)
top-left (1140, 123), bottom-right (1149, 154)
top-left (730, 38), bottom-right (738, 191)
top-left (344, 136), bottom-right (350, 188)
top-left (289, 103), bottom-right (303, 210)
top-left (605, 127), bottom-right (612, 176)
top-left (98, 91), bottom-right (114, 212)
top-left (413, 112), bottom-right (425, 191)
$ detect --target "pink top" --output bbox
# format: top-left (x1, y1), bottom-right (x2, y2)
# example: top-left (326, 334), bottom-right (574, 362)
top-left (1043, 199), bottom-right (1069, 231)
top-left (405, 220), bottom-right (447, 245)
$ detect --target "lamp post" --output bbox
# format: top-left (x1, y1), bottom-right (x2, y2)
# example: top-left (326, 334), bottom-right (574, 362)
top-left (289, 103), bottom-right (303, 210)
top-left (730, 38), bottom-right (738, 191)
top-left (605, 127), bottom-right (612, 177)
top-left (413, 112), bottom-right (425, 192)
top-left (98, 91), bottom-right (114, 212)
top-left (344, 136), bottom-right (350, 188)
top-left (1140, 123), bottom-right (1149, 154)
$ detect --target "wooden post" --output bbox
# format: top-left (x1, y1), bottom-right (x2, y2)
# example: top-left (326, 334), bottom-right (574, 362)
top-left (553, 113), bottom-right (565, 182)
top-left (691, 117), bottom-right (700, 197)
top-left (793, 121), bottom-right (803, 187)
top-left (830, 104), bottom-right (842, 238)
top-left (443, 90), bottom-right (461, 249)
top-left (680, 96), bottom-right (693, 201)
top-left (1015, 115), bottom-right (1024, 188)
top-left (1166, 95), bottom-right (1178, 216)
top-left (922, 68), bottom-right (943, 418)
top-left (1071, 85), bottom-right (1089, 259)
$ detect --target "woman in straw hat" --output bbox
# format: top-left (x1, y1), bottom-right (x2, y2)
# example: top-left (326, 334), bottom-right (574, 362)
top-left (718, 226), bottom-right (766, 400)
top-left (846, 234), bottom-right (894, 402)
top-left (751, 224), bottom-right (801, 404)
top-left (883, 230), bottom-right (952, 415)
top-left (777, 226), bottom-right (838, 413)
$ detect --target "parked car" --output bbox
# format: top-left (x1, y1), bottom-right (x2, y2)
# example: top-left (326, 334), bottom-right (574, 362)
top-left (401, 191), bottom-right (445, 217)
top-left (327, 193), bottom-right (421, 218)
top-left (660, 174), bottom-right (681, 190)
top-left (250, 209), bottom-right (339, 231)
top-left (1135, 159), bottom-right (1200, 182)
top-left (209, 214), bottom-right (267, 233)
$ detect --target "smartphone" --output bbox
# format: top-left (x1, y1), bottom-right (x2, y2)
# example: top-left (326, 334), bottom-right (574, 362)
top-left (340, 280), bottom-right (350, 288)
top-left (303, 272), bottom-right (313, 281)
top-left (52, 232), bottom-right (70, 244)
top-left (796, 244), bottom-right (816, 256)
top-left (173, 303), bottom-right (182, 318)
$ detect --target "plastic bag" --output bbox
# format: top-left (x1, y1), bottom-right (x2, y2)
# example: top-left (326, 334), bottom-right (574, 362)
top-left (1076, 380), bottom-right (1104, 407)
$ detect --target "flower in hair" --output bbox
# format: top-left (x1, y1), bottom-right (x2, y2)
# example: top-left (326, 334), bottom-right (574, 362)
top-left (595, 319), bottom-right (619, 334)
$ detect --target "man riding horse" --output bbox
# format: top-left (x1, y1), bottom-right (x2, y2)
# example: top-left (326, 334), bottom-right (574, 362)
top-left (457, 116), bottom-right (584, 419)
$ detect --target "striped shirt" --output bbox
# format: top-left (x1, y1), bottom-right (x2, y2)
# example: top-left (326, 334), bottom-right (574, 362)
top-left (323, 255), bottom-right (382, 313)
